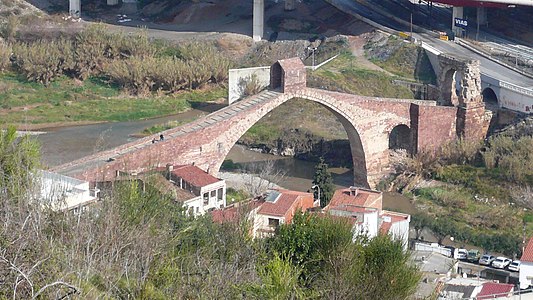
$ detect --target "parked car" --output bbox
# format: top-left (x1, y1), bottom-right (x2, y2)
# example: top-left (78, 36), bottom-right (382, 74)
top-left (479, 254), bottom-right (496, 266)
top-left (467, 249), bottom-right (481, 263)
top-left (492, 257), bottom-right (512, 269)
top-left (456, 249), bottom-right (468, 260)
top-left (508, 260), bottom-right (521, 272)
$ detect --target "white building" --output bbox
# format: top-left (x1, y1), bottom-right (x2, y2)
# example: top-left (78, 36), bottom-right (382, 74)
top-left (163, 164), bottom-right (226, 216)
top-left (324, 187), bottom-right (411, 248)
top-left (35, 170), bottom-right (98, 212)
top-left (520, 237), bottom-right (533, 289)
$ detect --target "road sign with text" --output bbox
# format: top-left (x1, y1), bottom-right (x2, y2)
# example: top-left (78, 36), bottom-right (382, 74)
top-left (454, 18), bottom-right (468, 29)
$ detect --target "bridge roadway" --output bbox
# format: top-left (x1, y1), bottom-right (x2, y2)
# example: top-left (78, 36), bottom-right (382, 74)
top-left (327, 0), bottom-right (533, 112)
top-left (50, 90), bottom-right (282, 178)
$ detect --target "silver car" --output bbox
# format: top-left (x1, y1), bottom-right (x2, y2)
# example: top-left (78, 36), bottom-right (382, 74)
top-left (479, 254), bottom-right (496, 266)
top-left (508, 260), bottom-right (521, 272)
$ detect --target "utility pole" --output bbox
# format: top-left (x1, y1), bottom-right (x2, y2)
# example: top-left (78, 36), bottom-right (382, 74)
top-left (410, 13), bottom-right (413, 42)
top-left (307, 47), bottom-right (317, 68)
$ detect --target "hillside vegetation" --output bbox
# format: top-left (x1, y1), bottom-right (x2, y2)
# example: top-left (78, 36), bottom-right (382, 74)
top-left (0, 24), bottom-right (229, 126)
top-left (0, 130), bottom-right (420, 298)
top-left (389, 119), bottom-right (533, 256)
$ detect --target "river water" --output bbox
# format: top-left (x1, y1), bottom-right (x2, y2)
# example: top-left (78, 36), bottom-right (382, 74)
top-left (36, 109), bottom-right (416, 215)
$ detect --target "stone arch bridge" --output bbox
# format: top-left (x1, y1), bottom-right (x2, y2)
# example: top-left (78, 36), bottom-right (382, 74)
top-left (52, 57), bottom-right (491, 188)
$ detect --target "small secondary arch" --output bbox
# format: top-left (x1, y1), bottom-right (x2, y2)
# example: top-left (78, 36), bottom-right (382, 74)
top-left (389, 124), bottom-right (412, 153)
top-left (482, 87), bottom-right (498, 105)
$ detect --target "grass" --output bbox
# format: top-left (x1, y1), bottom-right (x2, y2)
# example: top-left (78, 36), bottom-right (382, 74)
top-left (226, 187), bottom-right (250, 204)
top-left (307, 52), bottom-right (415, 99)
top-left (0, 72), bottom-right (226, 125)
top-left (239, 52), bottom-right (417, 147)
top-left (365, 37), bottom-right (436, 84)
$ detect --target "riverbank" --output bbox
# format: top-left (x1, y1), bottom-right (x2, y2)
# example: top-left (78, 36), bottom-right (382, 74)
top-left (0, 72), bottom-right (226, 128)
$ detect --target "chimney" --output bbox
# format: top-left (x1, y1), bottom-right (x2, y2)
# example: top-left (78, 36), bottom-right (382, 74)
top-left (166, 164), bottom-right (173, 180)
top-left (350, 186), bottom-right (358, 196)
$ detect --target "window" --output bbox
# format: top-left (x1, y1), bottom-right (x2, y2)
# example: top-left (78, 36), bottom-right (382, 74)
top-left (203, 193), bottom-right (209, 205)
top-left (217, 188), bottom-right (223, 201)
top-left (196, 207), bottom-right (200, 214)
top-left (268, 218), bottom-right (280, 228)
top-left (210, 190), bottom-right (216, 198)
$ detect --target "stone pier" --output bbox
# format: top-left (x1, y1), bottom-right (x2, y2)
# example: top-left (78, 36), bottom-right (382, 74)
top-left (253, 0), bottom-right (264, 41)
top-left (69, 0), bottom-right (80, 18)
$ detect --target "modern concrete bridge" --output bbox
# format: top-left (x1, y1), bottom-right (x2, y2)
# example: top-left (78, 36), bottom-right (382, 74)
top-left (51, 57), bottom-right (491, 188)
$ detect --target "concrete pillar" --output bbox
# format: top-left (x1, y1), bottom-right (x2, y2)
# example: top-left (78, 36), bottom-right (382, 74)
top-left (285, 0), bottom-right (296, 11)
top-left (451, 6), bottom-right (464, 37)
top-left (107, 0), bottom-right (119, 5)
top-left (69, 0), bottom-right (81, 18)
top-left (477, 7), bottom-right (487, 26)
top-left (253, 0), bottom-right (264, 42)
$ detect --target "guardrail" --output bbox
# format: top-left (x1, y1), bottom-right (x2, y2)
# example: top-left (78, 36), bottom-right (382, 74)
top-left (500, 80), bottom-right (533, 97)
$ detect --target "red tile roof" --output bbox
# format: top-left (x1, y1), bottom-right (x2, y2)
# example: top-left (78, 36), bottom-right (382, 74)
top-left (211, 200), bottom-right (263, 223)
top-left (147, 173), bottom-right (197, 202)
top-left (171, 165), bottom-right (221, 187)
top-left (330, 205), bottom-right (376, 214)
top-left (381, 211), bottom-right (410, 223)
top-left (257, 189), bottom-right (313, 218)
top-left (521, 237), bottom-right (533, 262)
top-left (476, 282), bottom-right (514, 299)
top-left (326, 188), bottom-right (382, 212)
top-left (380, 222), bottom-right (393, 234)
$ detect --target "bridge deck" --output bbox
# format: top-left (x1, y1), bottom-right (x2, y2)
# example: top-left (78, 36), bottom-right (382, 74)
top-left (51, 90), bottom-right (282, 177)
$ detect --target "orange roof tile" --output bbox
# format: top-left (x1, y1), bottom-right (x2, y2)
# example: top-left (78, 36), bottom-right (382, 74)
top-left (327, 188), bottom-right (382, 212)
top-left (258, 190), bottom-right (313, 218)
top-left (211, 200), bottom-right (263, 223)
top-left (171, 165), bottom-right (221, 187)
top-left (381, 211), bottom-right (410, 223)
top-left (521, 237), bottom-right (533, 262)
top-left (380, 222), bottom-right (393, 234)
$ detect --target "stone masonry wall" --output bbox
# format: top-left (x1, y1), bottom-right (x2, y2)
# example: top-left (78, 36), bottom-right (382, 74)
top-left (52, 57), bottom-right (490, 189)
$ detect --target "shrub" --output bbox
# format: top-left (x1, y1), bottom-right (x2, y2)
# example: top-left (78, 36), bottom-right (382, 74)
top-left (0, 15), bottom-right (20, 41)
top-left (0, 42), bottom-right (11, 71)
top-left (73, 24), bottom-right (118, 80)
top-left (12, 38), bottom-right (74, 85)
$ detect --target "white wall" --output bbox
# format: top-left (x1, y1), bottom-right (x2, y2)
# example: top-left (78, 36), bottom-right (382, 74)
top-left (390, 220), bottom-right (410, 250)
top-left (199, 180), bottom-right (226, 211)
top-left (228, 66), bottom-right (271, 104)
top-left (36, 170), bottom-right (97, 211)
top-left (520, 262), bottom-right (533, 289)
top-left (498, 82), bottom-right (533, 113)
top-left (184, 197), bottom-right (203, 216)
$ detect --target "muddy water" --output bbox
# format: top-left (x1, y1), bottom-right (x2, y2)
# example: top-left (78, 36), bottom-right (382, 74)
top-left (37, 108), bottom-right (209, 167)
top-left (226, 144), bottom-right (417, 214)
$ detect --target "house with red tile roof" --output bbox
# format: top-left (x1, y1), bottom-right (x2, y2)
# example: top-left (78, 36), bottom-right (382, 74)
top-left (252, 189), bottom-right (315, 238)
top-left (164, 164), bottom-right (226, 215)
top-left (324, 187), bottom-right (410, 248)
top-left (519, 237), bottom-right (533, 289)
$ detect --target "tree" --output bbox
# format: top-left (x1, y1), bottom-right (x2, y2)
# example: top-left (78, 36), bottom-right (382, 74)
top-left (411, 212), bottom-right (431, 241)
top-left (0, 125), bottom-right (40, 200)
top-left (243, 254), bottom-right (307, 300)
top-left (312, 157), bottom-right (334, 207)
top-left (430, 218), bottom-right (455, 245)
top-left (338, 234), bottom-right (421, 300)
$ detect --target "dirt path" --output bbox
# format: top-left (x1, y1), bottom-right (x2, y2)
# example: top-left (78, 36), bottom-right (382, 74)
top-left (347, 34), bottom-right (394, 75)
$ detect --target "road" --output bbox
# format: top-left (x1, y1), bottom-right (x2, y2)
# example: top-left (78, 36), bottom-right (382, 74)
top-left (329, 0), bottom-right (533, 89)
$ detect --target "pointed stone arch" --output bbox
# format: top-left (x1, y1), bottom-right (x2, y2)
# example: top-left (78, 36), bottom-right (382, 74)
top-left (211, 90), bottom-right (371, 188)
